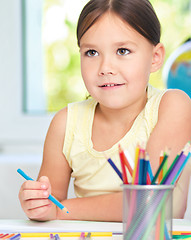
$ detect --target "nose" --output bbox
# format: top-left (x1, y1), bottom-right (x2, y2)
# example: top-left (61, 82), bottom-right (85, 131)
top-left (98, 56), bottom-right (116, 76)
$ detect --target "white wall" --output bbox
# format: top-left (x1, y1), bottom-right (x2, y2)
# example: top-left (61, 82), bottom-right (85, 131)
top-left (0, 0), bottom-right (75, 219)
top-left (0, 0), bottom-right (52, 154)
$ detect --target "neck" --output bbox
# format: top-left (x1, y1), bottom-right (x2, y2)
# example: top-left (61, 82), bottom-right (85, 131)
top-left (95, 94), bottom-right (147, 126)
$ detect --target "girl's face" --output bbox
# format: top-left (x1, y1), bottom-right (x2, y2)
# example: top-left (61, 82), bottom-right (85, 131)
top-left (80, 11), bottom-right (159, 110)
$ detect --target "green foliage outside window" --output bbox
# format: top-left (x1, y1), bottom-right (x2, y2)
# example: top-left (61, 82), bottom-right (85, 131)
top-left (43, 0), bottom-right (191, 112)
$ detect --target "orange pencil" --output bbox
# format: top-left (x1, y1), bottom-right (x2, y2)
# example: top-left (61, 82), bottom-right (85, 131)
top-left (2, 234), bottom-right (15, 239)
top-left (158, 151), bottom-right (164, 183)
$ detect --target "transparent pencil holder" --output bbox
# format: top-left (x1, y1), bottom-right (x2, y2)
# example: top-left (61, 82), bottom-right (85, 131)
top-left (123, 184), bottom-right (174, 240)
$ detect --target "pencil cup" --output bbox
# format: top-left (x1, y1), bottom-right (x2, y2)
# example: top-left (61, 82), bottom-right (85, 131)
top-left (123, 184), bottom-right (174, 240)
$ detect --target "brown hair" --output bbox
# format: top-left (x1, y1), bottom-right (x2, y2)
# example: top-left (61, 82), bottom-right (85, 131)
top-left (77, 0), bottom-right (161, 47)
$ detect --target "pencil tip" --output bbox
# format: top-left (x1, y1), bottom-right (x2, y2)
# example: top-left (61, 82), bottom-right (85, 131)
top-left (118, 144), bottom-right (122, 152)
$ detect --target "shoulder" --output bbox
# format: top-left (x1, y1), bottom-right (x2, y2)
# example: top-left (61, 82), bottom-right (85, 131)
top-left (159, 89), bottom-right (191, 120)
top-left (48, 99), bottom-right (96, 135)
top-left (50, 107), bottom-right (68, 129)
top-left (45, 107), bottom-right (68, 145)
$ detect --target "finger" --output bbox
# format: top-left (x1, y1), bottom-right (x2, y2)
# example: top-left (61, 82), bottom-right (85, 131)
top-left (21, 180), bottom-right (49, 191)
top-left (26, 203), bottom-right (52, 220)
top-left (25, 199), bottom-right (51, 211)
top-left (22, 189), bottom-right (49, 201)
top-left (38, 176), bottom-right (51, 194)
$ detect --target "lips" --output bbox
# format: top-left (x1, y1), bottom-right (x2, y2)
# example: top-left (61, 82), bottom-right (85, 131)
top-left (99, 83), bottom-right (125, 87)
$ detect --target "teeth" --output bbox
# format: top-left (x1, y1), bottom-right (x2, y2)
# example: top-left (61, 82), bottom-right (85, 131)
top-left (104, 84), bottom-right (117, 87)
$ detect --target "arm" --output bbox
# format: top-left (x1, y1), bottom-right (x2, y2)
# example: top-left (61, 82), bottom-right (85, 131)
top-left (19, 107), bottom-right (123, 222)
top-left (40, 107), bottom-right (123, 222)
top-left (19, 107), bottom-right (72, 221)
top-left (57, 192), bottom-right (123, 222)
top-left (146, 89), bottom-right (191, 217)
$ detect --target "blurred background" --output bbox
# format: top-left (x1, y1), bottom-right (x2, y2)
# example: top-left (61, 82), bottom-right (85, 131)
top-left (0, 0), bottom-right (190, 219)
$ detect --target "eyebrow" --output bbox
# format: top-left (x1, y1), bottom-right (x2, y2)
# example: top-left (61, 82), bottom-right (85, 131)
top-left (114, 41), bottom-right (137, 47)
top-left (80, 43), bottom-right (97, 49)
top-left (80, 41), bottom-right (137, 49)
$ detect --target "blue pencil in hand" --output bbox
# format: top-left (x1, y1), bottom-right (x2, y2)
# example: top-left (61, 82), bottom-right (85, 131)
top-left (17, 168), bottom-right (69, 213)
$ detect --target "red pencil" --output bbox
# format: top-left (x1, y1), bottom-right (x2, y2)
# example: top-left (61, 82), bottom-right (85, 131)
top-left (119, 145), bottom-right (128, 184)
top-left (119, 145), bottom-right (133, 176)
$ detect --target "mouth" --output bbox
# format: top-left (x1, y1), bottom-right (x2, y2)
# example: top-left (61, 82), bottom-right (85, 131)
top-left (99, 83), bottom-right (125, 88)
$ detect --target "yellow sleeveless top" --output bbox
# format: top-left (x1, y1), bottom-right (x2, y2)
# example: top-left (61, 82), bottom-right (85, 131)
top-left (63, 85), bottom-right (166, 198)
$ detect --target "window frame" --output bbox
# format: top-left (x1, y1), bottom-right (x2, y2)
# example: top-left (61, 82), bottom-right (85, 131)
top-left (0, 0), bottom-right (53, 153)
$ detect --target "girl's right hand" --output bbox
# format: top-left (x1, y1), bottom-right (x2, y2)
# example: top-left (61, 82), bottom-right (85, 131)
top-left (18, 176), bottom-right (55, 220)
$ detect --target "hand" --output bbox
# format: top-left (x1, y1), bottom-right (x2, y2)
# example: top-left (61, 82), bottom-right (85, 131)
top-left (18, 176), bottom-right (55, 220)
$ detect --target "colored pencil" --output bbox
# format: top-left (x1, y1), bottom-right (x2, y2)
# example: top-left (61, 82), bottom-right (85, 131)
top-left (142, 154), bottom-right (149, 185)
top-left (163, 150), bottom-right (188, 185)
top-left (2, 234), bottom-right (15, 239)
top-left (158, 151), bottom-right (164, 183)
top-left (119, 145), bottom-right (128, 184)
top-left (159, 155), bottom-right (169, 240)
top-left (160, 153), bottom-right (180, 184)
top-left (132, 144), bottom-right (140, 184)
top-left (151, 150), bottom-right (169, 184)
top-left (172, 151), bottom-right (191, 184)
top-left (86, 232), bottom-right (92, 239)
top-left (80, 232), bottom-right (86, 240)
top-left (49, 233), bottom-right (54, 239)
top-left (54, 234), bottom-right (61, 240)
top-left (107, 158), bottom-right (123, 181)
top-left (124, 149), bottom-right (134, 169)
top-left (138, 159), bottom-right (144, 185)
top-left (119, 145), bottom-right (133, 176)
top-left (135, 146), bottom-right (145, 184)
top-left (9, 234), bottom-right (21, 240)
top-left (19, 232), bottom-right (112, 237)
top-left (138, 150), bottom-right (145, 185)
top-left (122, 142), bottom-right (191, 240)
top-left (0, 233), bottom-right (9, 239)
top-left (17, 168), bottom-right (69, 213)
top-left (147, 160), bottom-right (153, 183)
top-left (173, 235), bottom-right (191, 239)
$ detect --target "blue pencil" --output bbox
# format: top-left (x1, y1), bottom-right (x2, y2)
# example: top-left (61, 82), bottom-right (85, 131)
top-left (172, 151), bottom-right (191, 184)
top-left (142, 159), bottom-right (149, 185)
top-left (138, 159), bottom-right (144, 185)
top-left (17, 168), bottom-right (69, 213)
top-left (107, 158), bottom-right (123, 181)
top-left (10, 234), bottom-right (21, 240)
top-left (54, 234), bottom-right (61, 240)
top-left (147, 159), bottom-right (153, 182)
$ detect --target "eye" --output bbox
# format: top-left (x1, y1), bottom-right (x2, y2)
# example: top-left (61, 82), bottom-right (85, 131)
top-left (85, 49), bottom-right (98, 57)
top-left (117, 48), bottom-right (130, 56)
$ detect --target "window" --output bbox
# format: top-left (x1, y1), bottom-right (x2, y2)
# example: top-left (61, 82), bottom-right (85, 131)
top-left (23, 0), bottom-right (88, 114)
top-left (22, 0), bottom-right (45, 113)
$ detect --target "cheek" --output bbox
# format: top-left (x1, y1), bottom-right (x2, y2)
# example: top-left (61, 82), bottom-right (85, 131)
top-left (81, 58), bottom-right (97, 82)
top-left (80, 63), bottom-right (92, 91)
top-left (80, 59), bottom-right (88, 81)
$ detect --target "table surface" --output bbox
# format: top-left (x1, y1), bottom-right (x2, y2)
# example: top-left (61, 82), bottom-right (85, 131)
top-left (0, 219), bottom-right (190, 240)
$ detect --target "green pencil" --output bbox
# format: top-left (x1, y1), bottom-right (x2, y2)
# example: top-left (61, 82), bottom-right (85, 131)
top-left (172, 235), bottom-right (191, 239)
top-left (151, 152), bottom-right (169, 184)
top-left (160, 154), bottom-right (180, 184)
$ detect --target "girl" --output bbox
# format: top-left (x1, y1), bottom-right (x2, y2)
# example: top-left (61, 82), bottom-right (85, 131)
top-left (19, 0), bottom-right (191, 221)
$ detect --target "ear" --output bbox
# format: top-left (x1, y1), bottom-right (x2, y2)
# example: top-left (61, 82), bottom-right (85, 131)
top-left (150, 43), bottom-right (165, 73)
